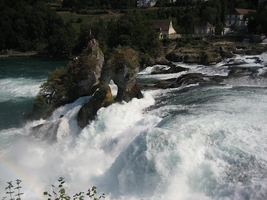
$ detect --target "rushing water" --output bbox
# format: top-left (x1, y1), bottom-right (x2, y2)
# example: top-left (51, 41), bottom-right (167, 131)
top-left (0, 54), bottom-right (267, 200)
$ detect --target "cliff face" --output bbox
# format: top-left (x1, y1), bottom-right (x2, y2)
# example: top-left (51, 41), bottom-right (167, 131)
top-left (67, 43), bottom-right (105, 98)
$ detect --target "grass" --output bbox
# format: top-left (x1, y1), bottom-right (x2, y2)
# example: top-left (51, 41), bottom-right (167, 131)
top-left (57, 12), bottom-right (94, 33)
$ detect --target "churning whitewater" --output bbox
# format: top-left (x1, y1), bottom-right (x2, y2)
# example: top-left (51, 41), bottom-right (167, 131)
top-left (1, 54), bottom-right (267, 200)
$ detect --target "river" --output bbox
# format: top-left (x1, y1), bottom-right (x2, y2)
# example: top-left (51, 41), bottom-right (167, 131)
top-left (0, 54), bottom-right (267, 200)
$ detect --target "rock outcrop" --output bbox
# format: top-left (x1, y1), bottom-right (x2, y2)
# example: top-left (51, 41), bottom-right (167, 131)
top-left (100, 47), bottom-right (143, 102)
top-left (164, 41), bottom-right (267, 66)
top-left (77, 84), bottom-right (114, 128)
top-left (71, 43), bottom-right (105, 97)
top-left (165, 46), bottom-right (229, 65)
top-left (139, 56), bottom-right (267, 91)
top-left (77, 46), bottom-right (143, 127)
top-left (29, 43), bottom-right (143, 129)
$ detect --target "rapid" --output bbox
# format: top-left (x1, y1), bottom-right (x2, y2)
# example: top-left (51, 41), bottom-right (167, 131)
top-left (0, 53), bottom-right (267, 200)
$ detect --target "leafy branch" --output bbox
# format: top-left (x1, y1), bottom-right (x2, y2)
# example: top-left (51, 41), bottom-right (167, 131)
top-left (43, 177), bottom-right (105, 200)
top-left (3, 179), bottom-right (23, 200)
top-left (2, 178), bottom-right (104, 200)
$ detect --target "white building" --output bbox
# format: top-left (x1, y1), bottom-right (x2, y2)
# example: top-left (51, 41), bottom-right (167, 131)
top-left (137, 0), bottom-right (157, 7)
top-left (151, 20), bottom-right (178, 39)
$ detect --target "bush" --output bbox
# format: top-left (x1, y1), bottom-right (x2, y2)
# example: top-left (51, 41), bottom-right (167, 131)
top-left (2, 178), bottom-right (105, 200)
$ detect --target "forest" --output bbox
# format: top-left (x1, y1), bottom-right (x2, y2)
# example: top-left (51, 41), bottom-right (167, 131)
top-left (0, 0), bottom-right (266, 61)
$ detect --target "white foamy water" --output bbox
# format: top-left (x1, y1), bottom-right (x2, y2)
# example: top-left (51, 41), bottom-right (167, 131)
top-left (0, 78), bottom-right (44, 102)
top-left (1, 53), bottom-right (267, 200)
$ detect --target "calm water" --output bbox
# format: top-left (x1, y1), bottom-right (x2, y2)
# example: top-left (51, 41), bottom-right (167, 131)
top-left (1, 54), bottom-right (267, 200)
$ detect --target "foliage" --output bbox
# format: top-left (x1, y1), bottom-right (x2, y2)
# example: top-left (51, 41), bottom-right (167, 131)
top-left (33, 93), bottom-right (50, 111)
top-left (106, 11), bottom-right (162, 60)
top-left (105, 46), bottom-right (139, 72)
top-left (2, 179), bottom-right (23, 200)
top-left (230, 23), bottom-right (239, 32)
top-left (247, 1), bottom-right (267, 35)
top-left (62, 0), bottom-right (136, 9)
top-left (0, 0), bottom-right (76, 56)
top-left (43, 177), bottom-right (105, 200)
top-left (37, 43), bottom-right (103, 107)
top-left (0, 0), bottom-right (260, 58)
top-left (74, 10), bottom-right (162, 64)
top-left (2, 178), bottom-right (104, 200)
top-left (175, 36), bottom-right (203, 48)
top-left (40, 68), bottom-right (67, 103)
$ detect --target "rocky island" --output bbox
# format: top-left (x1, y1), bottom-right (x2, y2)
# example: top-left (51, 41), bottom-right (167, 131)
top-left (28, 41), bottom-right (143, 130)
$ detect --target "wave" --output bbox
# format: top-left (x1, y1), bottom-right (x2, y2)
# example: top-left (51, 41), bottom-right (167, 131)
top-left (0, 77), bottom-right (44, 102)
top-left (1, 54), bottom-right (267, 200)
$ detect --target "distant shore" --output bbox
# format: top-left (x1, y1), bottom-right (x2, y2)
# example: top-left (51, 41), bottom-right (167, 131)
top-left (0, 51), bottom-right (38, 58)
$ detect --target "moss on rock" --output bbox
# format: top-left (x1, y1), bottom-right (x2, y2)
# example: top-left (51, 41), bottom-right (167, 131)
top-left (105, 46), bottom-right (139, 72)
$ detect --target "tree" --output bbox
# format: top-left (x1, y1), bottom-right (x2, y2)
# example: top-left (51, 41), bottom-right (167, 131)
top-left (247, 1), bottom-right (267, 35)
top-left (107, 11), bottom-right (162, 58)
top-left (0, 0), bottom-right (76, 55)
top-left (230, 23), bottom-right (239, 32)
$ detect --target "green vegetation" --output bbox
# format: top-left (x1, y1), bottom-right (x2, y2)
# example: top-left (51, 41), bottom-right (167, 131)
top-left (247, 1), bottom-right (267, 35)
top-left (105, 47), bottom-right (140, 72)
top-left (0, 0), bottom-right (264, 58)
top-left (2, 178), bottom-right (105, 200)
top-left (62, 0), bottom-right (137, 9)
top-left (3, 179), bottom-right (23, 200)
top-left (0, 0), bottom-right (76, 56)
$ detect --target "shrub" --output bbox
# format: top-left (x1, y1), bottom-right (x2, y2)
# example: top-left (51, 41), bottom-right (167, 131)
top-left (2, 178), bottom-right (105, 200)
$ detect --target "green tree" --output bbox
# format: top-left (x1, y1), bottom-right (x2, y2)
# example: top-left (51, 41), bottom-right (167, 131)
top-left (106, 11), bottom-right (162, 60)
top-left (230, 23), bottom-right (239, 32)
top-left (0, 0), bottom-right (76, 55)
top-left (247, 1), bottom-right (267, 35)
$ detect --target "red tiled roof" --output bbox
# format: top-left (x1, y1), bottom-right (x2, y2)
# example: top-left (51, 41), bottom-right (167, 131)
top-left (233, 8), bottom-right (256, 15)
top-left (151, 20), bottom-right (171, 32)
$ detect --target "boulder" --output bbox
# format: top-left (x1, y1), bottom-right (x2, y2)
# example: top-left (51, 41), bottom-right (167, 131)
top-left (151, 65), bottom-right (189, 74)
top-left (219, 46), bottom-right (233, 58)
top-left (77, 84), bottom-right (114, 128)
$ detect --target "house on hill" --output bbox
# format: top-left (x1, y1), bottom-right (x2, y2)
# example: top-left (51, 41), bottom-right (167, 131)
top-left (151, 20), bottom-right (179, 39)
top-left (194, 21), bottom-right (215, 36)
top-left (225, 8), bottom-right (256, 33)
top-left (137, 0), bottom-right (157, 7)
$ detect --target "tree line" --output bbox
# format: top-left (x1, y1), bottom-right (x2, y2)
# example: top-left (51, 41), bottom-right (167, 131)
top-left (0, 0), bottom-right (266, 61)
top-left (62, 0), bottom-right (259, 9)
top-left (0, 0), bottom-right (76, 55)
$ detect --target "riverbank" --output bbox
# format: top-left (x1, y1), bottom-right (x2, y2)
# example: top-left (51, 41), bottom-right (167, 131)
top-left (156, 37), bottom-right (267, 66)
top-left (0, 50), bottom-right (38, 58)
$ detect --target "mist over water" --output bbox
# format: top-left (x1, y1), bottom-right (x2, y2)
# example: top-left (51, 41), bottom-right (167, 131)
top-left (1, 54), bottom-right (267, 200)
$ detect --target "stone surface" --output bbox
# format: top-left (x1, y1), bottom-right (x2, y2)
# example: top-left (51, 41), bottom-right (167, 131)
top-left (77, 84), bottom-right (114, 128)
top-left (101, 46), bottom-right (143, 102)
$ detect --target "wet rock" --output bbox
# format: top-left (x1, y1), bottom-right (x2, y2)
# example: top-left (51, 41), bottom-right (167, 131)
top-left (101, 46), bottom-right (143, 103)
top-left (219, 46), bottom-right (233, 58)
top-left (77, 47), bottom-right (143, 128)
top-left (77, 84), bottom-right (114, 128)
top-left (151, 65), bottom-right (189, 74)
